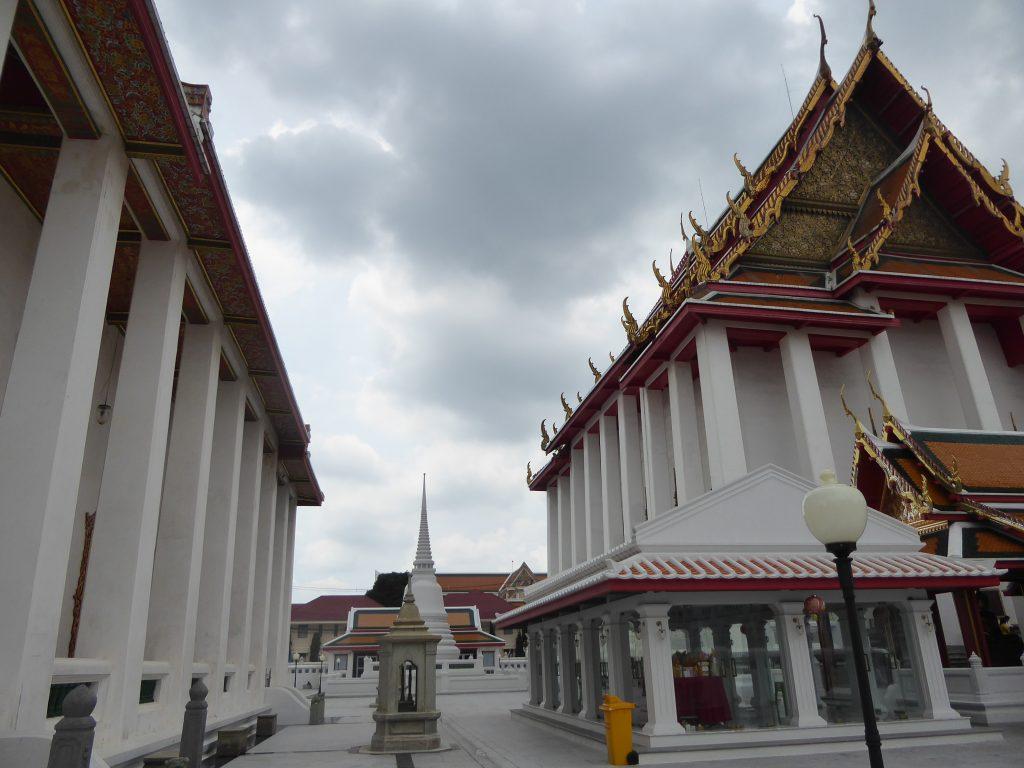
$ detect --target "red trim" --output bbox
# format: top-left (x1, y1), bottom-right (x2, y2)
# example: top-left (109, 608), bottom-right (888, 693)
top-left (875, 296), bottom-right (946, 321)
top-left (496, 574), bottom-right (1000, 627)
top-left (838, 272), bottom-right (1024, 302)
top-left (126, 0), bottom-right (204, 181)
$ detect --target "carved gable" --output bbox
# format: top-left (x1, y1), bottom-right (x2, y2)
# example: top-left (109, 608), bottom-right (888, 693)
top-left (745, 209), bottom-right (849, 265)
top-left (888, 192), bottom-right (981, 256)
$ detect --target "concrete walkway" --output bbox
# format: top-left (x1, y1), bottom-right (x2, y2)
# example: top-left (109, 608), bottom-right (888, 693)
top-left (228, 691), bottom-right (1024, 768)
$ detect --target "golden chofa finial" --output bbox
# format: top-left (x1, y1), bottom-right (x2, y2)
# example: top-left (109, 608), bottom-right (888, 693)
top-left (839, 384), bottom-right (867, 438)
top-left (679, 213), bottom-right (689, 249)
top-left (848, 237), bottom-right (864, 271)
top-left (588, 357), bottom-right (601, 382)
top-left (865, 370), bottom-right (893, 422)
top-left (813, 14), bottom-right (831, 82)
top-left (540, 420), bottom-right (550, 451)
top-left (608, 351), bottom-right (616, 363)
top-left (875, 188), bottom-right (892, 220)
top-left (576, 392), bottom-right (583, 404)
top-left (526, 461), bottom-right (533, 486)
top-left (920, 85), bottom-right (932, 112)
top-left (688, 210), bottom-right (708, 241)
top-left (997, 159), bottom-right (1013, 196)
top-left (551, 420), bottom-right (558, 435)
top-left (726, 191), bottom-right (752, 238)
top-left (733, 153), bottom-right (754, 192)
top-left (652, 259), bottom-right (670, 290)
top-left (668, 247), bottom-right (675, 273)
top-left (948, 455), bottom-right (963, 492)
top-left (621, 297), bottom-right (639, 340)
top-left (560, 392), bottom-right (573, 419)
top-left (864, 0), bottom-right (880, 47)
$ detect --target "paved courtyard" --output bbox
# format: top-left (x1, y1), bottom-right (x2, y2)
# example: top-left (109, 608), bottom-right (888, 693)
top-left (227, 691), bottom-right (1023, 768)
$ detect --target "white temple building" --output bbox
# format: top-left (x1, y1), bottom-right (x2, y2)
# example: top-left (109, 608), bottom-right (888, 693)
top-left (0, 2), bottom-right (320, 765)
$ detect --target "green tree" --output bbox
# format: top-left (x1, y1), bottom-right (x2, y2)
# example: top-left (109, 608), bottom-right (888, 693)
top-left (308, 631), bottom-right (322, 662)
top-left (366, 571), bottom-right (410, 607)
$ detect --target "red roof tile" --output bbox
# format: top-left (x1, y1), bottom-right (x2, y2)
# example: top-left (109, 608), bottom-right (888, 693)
top-left (443, 591), bottom-right (517, 620)
top-left (290, 595), bottom-right (380, 622)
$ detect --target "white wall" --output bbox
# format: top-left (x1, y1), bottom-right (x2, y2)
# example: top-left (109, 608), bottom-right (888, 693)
top-left (975, 322), bottom-right (1024, 431)
top-left (693, 378), bottom-right (712, 493)
top-left (0, 179), bottom-right (42, 408)
top-left (732, 347), bottom-right (799, 475)
top-left (813, 349), bottom-right (872, 483)
top-left (890, 318), bottom-right (966, 428)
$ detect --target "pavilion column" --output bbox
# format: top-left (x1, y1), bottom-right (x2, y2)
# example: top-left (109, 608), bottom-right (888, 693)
top-left (277, 492), bottom-right (298, 679)
top-left (226, 422), bottom-right (266, 702)
top-left (639, 387), bottom-right (674, 518)
top-left (557, 476), bottom-right (572, 573)
top-left (696, 323), bottom-right (746, 488)
top-left (570, 447), bottom-right (586, 566)
top-left (0, 136), bottom-right (127, 734)
top-left (542, 628), bottom-right (559, 710)
top-left (599, 414), bottom-right (625, 550)
top-left (556, 625), bottom-right (575, 715)
top-left (776, 603), bottom-right (826, 727)
top-left (578, 620), bottom-right (600, 720)
top-left (616, 393), bottom-right (645, 539)
top-left (603, 613), bottom-right (629, 700)
top-left (145, 322), bottom-right (222, 723)
top-left (711, 622), bottom-right (740, 710)
top-left (194, 380), bottom-right (246, 711)
top-left (247, 455), bottom-right (278, 698)
top-left (582, 431), bottom-right (604, 559)
top-left (938, 301), bottom-right (1002, 430)
top-left (72, 240), bottom-right (188, 743)
top-left (527, 629), bottom-right (542, 705)
top-left (636, 604), bottom-right (684, 736)
top-left (902, 601), bottom-right (960, 719)
top-left (667, 360), bottom-right (705, 502)
top-left (780, 330), bottom-right (833, 482)
top-left (545, 484), bottom-right (560, 575)
top-left (266, 482), bottom-right (290, 683)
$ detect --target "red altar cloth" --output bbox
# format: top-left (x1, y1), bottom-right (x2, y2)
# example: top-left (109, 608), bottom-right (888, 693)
top-left (673, 676), bottom-right (732, 725)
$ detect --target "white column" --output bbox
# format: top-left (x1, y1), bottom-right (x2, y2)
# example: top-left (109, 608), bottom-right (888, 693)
top-left (0, 137), bottom-right (127, 733)
top-left (599, 414), bottom-right (624, 550)
top-left (636, 604), bottom-right (685, 736)
top-left (578, 620), bottom-right (600, 720)
top-left (545, 485), bottom-right (559, 574)
top-left (528, 629), bottom-right (543, 706)
top-left (776, 603), bottom-right (827, 727)
top-left (278, 493), bottom-right (298, 680)
top-left (855, 290), bottom-right (908, 421)
top-left (145, 323), bottom-right (222, 720)
top-left (666, 361), bottom-right (705, 502)
top-left (570, 447), bottom-right (586, 566)
top-left (266, 483), bottom-right (290, 683)
top-left (557, 476), bottom-right (572, 571)
top-left (938, 301), bottom-right (1002, 430)
top-left (903, 600), bottom-right (960, 720)
top-left (556, 626), bottom-right (575, 714)
top-left (542, 628), bottom-right (559, 710)
top-left (70, 240), bottom-right (187, 742)
top-left (194, 380), bottom-right (246, 710)
top-left (248, 455), bottom-right (279, 696)
top-left (583, 431), bottom-right (604, 559)
top-left (780, 330), bottom-right (834, 482)
top-left (0, 0), bottom-right (16, 81)
top-left (227, 422), bottom-right (265, 701)
top-left (616, 393), bottom-right (644, 539)
top-left (639, 387), bottom-right (673, 517)
top-left (696, 323), bottom-right (747, 487)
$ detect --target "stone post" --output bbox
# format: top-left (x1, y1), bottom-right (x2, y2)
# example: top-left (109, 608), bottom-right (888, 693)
top-left (46, 685), bottom-right (97, 768)
top-left (179, 678), bottom-right (208, 768)
top-left (667, 360), bottom-right (706, 502)
top-left (603, 613), bottom-right (629, 700)
top-left (578, 619), bottom-right (600, 720)
top-left (583, 431), bottom-right (604, 559)
top-left (903, 600), bottom-right (961, 720)
top-left (639, 387), bottom-right (673, 517)
top-left (616, 393), bottom-right (645, 539)
top-left (557, 478), bottom-right (572, 573)
top-left (546, 484), bottom-right (560, 574)
top-left (938, 300), bottom-right (1002, 430)
top-left (636, 604), bottom-right (685, 736)
top-left (776, 603), bottom-right (826, 727)
top-left (696, 322), bottom-right (747, 488)
top-left (570, 448), bottom-right (586, 566)
top-left (780, 330), bottom-right (834, 482)
top-left (599, 413), bottom-right (625, 549)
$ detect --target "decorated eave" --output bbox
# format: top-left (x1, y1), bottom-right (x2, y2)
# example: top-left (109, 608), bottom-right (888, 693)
top-left (323, 606), bottom-right (505, 652)
top-left (0, 0), bottom-right (321, 503)
top-left (529, 2), bottom-right (1024, 491)
top-left (849, 402), bottom-right (1024, 564)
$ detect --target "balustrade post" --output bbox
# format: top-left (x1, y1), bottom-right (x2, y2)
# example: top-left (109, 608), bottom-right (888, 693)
top-left (46, 685), bottom-right (97, 768)
top-left (179, 678), bottom-right (209, 768)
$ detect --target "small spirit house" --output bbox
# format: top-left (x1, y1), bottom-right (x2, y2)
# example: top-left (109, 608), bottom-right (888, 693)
top-left (369, 590), bottom-right (442, 753)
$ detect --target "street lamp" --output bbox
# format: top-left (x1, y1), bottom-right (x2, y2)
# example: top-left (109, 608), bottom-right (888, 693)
top-left (292, 651), bottom-right (301, 688)
top-left (803, 469), bottom-right (883, 768)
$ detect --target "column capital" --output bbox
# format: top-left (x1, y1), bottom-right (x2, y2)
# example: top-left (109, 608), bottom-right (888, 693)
top-left (634, 603), bottom-right (671, 620)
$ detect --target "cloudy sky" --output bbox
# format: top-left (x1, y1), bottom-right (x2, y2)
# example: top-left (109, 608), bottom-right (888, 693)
top-left (156, 0), bottom-right (1024, 601)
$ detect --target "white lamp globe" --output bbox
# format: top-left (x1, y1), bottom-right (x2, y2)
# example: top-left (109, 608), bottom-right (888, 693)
top-left (803, 469), bottom-right (868, 546)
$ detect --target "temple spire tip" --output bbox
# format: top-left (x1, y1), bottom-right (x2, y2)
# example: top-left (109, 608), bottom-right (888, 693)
top-left (813, 14), bottom-right (831, 82)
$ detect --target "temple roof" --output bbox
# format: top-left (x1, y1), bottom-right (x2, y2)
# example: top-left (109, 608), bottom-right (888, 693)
top-left (0, 1), bottom-right (321, 502)
top-left (322, 604), bottom-right (505, 651)
top-left (529, 2), bottom-right (1024, 484)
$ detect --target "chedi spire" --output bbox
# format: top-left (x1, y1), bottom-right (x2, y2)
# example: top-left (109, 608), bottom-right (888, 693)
top-left (414, 473), bottom-right (434, 569)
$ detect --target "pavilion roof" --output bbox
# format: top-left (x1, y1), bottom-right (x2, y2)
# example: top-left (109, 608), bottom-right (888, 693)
top-left (0, 0), bottom-right (321, 503)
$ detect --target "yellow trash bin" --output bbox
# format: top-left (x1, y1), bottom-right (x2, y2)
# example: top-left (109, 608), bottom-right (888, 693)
top-left (599, 694), bottom-right (636, 766)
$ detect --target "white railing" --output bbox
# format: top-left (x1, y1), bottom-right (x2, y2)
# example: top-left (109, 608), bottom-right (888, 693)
top-left (944, 653), bottom-right (1024, 725)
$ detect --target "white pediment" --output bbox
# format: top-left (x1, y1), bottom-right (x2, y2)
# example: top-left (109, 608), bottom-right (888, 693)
top-left (633, 464), bottom-right (922, 554)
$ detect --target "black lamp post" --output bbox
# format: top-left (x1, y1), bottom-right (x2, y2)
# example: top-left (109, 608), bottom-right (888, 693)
top-left (803, 469), bottom-right (884, 768)
top-left (317, 653), bottom-right (325, 695)
top-left (292, 652), bottom-right (300, 688)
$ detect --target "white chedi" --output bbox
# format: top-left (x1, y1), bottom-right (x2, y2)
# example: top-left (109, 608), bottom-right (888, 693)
top-left (408, 475), bottom-right (460, 660)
